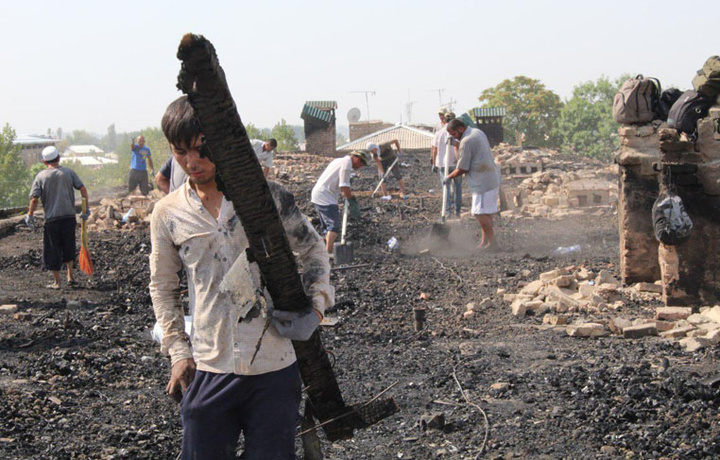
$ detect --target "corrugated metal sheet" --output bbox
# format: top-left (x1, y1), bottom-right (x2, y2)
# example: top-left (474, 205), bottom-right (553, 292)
top-left (337, 125), bottom-right (434, 151)
top-left (471, 107), bottom-right (506, 118)
top-left (13, 136), bottom-right (57, 146)
top-left (305, 101), bottom-right (337, 109)
top-left (301, 104), bottom-right (333, 123)
top-left (458, 113), bottom-right (477, 128)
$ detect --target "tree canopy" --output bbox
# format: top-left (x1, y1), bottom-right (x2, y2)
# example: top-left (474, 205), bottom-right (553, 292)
top-left (554, 76), bottom-right (625, 161)
top-left (271, 119), bottom-right (299, 150)
top-left (0, 124), bottom-right (31, 207)
top-left (479, 76), bottom-right (563, 147)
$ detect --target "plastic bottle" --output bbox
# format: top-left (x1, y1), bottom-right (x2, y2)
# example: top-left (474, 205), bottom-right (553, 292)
top-left (387, 237), bottom-right (399, 252)
top-left (552, 245), bottom-right (581, 256)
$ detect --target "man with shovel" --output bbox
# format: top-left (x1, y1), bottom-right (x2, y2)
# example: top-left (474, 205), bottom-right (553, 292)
top-left (431, 111), bottom-right (462, 218)
top-left (444, 119), bottom-right (501, 250)
top-left (311, 150), bottom-right (370, 253)
top-left (150, 96), bottom-right (334, 459)
top-left (367, 140), bottom-right (407, 199)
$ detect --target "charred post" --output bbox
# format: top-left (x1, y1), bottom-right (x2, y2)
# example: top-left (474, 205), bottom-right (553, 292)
top-left (175, 33), bottom-right (396, 441)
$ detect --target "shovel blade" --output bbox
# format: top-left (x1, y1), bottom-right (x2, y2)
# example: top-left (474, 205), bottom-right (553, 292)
top-left (429, 223), bottom-right (450, 240)
top-left (333, 241), bottom-right (354, 265)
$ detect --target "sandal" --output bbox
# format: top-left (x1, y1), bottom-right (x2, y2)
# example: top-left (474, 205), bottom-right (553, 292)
top-left (46, 283), bottom-right (61, 290)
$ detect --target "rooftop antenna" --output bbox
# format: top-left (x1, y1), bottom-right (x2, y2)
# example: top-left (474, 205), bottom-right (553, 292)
top-left (349, 90), bottom-right (376, 121)
top-left (428, 88), bottom-right (445, 106)
top-left (405, 100), bottom-right (419, 125)
top-left (444, 98), bottom-right (457, 112)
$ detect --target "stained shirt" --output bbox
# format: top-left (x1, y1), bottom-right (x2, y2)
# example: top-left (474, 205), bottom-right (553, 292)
top-left (29, 166), bottom-right (84, 223)
top-left (149, 180), bottom-right (334, 376)
top-left (251, 139), bottom-right (274, 168)
top-left (455, 127), bottom-right (501, 194)
top-left (433, 126), bottom-right (456, 168)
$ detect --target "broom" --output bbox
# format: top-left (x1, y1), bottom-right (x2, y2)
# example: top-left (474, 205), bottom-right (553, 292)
top-left (79, 197), bottom-right (93, 276)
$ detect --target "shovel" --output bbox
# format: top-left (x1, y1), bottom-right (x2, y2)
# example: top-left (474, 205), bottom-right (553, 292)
top-left (333, 198), bottom-right (354, 264)
top-left (429, 137), bottom-right (452, 240)
top-left (371, 157), bottom-right (400, 198)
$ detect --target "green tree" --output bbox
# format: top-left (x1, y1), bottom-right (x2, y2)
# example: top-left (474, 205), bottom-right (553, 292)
top-left (479, 76), bottom-right (563, 146)
top-left (271, 119), bottom-right (299, 150)
top-left (554, 76), bottom-right (624, 162)
top-left (245, 123), bottom-right (263, 140)
top-left (103, 123), bottom-right (117, 153)
top-left (0, 124), bottom-right (32, 207)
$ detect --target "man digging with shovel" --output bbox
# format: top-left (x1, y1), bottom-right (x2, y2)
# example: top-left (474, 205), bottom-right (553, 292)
top-left (311, 150), bottom-right (369, 254)
top-left (367, 140), bottom-right (407, 199)
top-left (444, 119), bottom-right (502, 251)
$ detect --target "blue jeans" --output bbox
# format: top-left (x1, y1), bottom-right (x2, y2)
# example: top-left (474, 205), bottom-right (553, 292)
top-left (180, 363), bottom-right (301, 460)
top-left (438, 169), bottom-right (462, 215)
top-left (313, 203), bottom-right (341, 234)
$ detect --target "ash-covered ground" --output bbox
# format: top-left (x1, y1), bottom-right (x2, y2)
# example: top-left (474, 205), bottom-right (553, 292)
top-left (1, 151), bottom-right (720, 460)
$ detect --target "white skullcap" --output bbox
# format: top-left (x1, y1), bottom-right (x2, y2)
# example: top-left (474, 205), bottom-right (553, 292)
top-left (42, 146), bottom-right (59, 162)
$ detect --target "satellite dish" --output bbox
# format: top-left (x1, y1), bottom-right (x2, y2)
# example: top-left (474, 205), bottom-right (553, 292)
top-left (347, 107), bottom-right (361, 123)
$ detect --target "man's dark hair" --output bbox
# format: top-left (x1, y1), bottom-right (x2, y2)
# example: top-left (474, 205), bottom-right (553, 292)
top-left (446, 119), bottom-right (466, 131)
top-left (267, 138), bottom-right (278, 149)
top-left (161, 96), bottom-right (202, 148)
top-left (46, 158), bottom-right (60, 165)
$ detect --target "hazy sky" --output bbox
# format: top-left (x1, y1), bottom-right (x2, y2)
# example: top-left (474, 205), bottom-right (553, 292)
top-left (2, 0), bottom-right (718, 137)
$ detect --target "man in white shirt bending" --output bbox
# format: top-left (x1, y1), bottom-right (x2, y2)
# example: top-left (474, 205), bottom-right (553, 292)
top-left (311, 150), bottom-right (370, 253)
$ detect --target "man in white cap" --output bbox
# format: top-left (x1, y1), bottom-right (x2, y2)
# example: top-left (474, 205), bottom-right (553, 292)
top-left (311, 150), bottom-right (370, 253)
top-left (444, 119), bottom-right (501, 250)
top-left (366, 140), bottom-right (407, 199)
top-left (26, 146), bottom-right (89, 289)
top-left (431, 111), bottom-right (462, 218)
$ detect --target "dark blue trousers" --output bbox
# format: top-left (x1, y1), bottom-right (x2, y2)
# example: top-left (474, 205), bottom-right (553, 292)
top-left (180, 363), bottom-right (301, 460)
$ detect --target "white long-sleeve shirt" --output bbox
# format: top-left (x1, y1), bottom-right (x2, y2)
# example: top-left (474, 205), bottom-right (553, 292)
top-left (149, 180), bottom-right (334, 375)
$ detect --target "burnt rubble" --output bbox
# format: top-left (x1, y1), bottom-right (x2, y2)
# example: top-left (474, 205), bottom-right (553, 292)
top-left (1, 150), bottom-right (720, 459)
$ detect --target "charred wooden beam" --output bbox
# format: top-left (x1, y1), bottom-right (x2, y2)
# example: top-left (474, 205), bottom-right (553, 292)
top-left (175, 33), bottom-right (396, 441)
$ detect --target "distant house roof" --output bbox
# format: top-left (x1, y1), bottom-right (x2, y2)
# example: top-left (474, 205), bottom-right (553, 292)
top-left (66, 145), bottom-right (105, 155)
top-left (302, 104), bottom-right (334, 123)
top-left (471, 107), bottom-right (506, 118)
top-left (305, 101), bottom-right (337, 109)
top-left (337, 125), bottom-right (434, 151)
top-left (13, 136), bottom-right (57, 146)
top-left (60, 156), bottom-right (105, 167)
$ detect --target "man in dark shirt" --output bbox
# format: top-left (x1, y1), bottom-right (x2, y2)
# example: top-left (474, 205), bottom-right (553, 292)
top-left (27, 146), bottom-right (89, 289)
top-left (367, 139), bottom-right (407, 198)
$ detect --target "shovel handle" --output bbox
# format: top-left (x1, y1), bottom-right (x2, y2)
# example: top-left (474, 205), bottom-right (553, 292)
top-left (340, 198), bottom-right (349, 245)
top-left (371, 157), bottom-right (399, 197)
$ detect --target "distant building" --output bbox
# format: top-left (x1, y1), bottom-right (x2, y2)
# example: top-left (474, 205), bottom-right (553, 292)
top-left (60, 145), bottom-right (117, 169)
top-left (301, 101), bottom-right (337, 155)
top-left (349, 120), bottom-right (393, 141)
top-left (470, 107), bottom-right (506, 147)
top-left (13, 135), bottom-right (58, 167)
top-left (65, 145), bottom-right (105, 156)
top-left (337, 124), bottom-right (435, 153)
